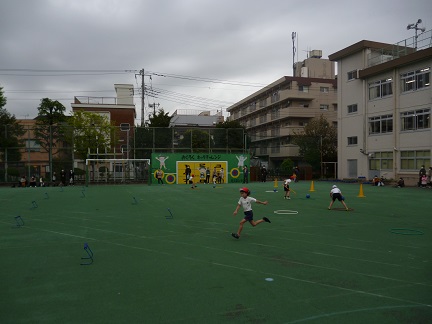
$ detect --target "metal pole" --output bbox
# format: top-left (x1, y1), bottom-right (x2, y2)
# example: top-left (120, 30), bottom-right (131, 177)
top-left (126, 129), bottom-right (129, 160)
top-left (49, 125), bottom-right (53, 182)
top-left (141, 69), bottom-right (145, 126)
top-left (4, 125), bottom-right (7, 181)
top-left (320, 135), bottom-right (323, 179)
top-left (27, 125), bottom-right (31, 180)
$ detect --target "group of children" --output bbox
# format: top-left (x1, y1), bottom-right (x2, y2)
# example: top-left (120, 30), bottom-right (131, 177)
top-left (231, 182), bottom-right (349, 239)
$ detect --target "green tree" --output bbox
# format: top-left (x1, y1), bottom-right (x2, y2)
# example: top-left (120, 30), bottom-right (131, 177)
top-left (34, 98), bottom-right (67, 177)
top-left (213, 120), bottom-right (245, 152)
top-left (148, 108), bottom-right (171, 127)
top-left (134, 108), bottom-right (173, 157)
top-left (66, 110), bottom-right (117, 160)
top-left (292, 115), bottom-right (337, 174)
top-left (0, 87), bottom-right (24, 165)
top-left (280, 158), bottom-right (294, 176)
top-left (134, 127), bottom-right (153, 159)
top-left (179, 129), bottom-right (212, 153)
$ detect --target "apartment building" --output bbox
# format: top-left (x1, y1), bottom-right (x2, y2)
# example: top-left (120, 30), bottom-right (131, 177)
top-left (71, 84), bottom-right (136, 158)
top-left (227, 51), bottom-right (337, 170)
top-left (329, 31), bottom-right (432, 184)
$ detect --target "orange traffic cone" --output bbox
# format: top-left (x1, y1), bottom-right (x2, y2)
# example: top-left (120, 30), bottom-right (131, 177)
top-left (309, 181), bottom-right (315, 192)
top-left (357, 183), bottom-right (366, 198)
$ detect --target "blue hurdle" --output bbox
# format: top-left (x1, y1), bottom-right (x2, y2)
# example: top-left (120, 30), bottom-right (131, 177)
top-left (166, 208), bottom-right (174, 219)
top-left (14, 216), bottom-right (24, 227)
top-left (80, 243), bottom-right (94, 265)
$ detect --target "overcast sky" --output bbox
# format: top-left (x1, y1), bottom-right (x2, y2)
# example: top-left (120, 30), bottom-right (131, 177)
top-left (1, 0), bottom-right (431, 124)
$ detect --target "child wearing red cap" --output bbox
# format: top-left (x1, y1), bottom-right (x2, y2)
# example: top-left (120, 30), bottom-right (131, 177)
top-left (231, 187), bottom-right (271, 239)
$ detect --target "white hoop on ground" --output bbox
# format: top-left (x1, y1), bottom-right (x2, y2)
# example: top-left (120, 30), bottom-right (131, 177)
top-left (274, 210), bottom-right (298, 215)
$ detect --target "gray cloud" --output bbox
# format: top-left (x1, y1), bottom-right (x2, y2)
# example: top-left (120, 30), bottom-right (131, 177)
top-left (1, 0), bottom-right (431, 121)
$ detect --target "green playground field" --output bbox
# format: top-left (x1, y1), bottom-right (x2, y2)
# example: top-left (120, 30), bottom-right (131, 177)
top-left (1, 181), bottom-right (431, 323)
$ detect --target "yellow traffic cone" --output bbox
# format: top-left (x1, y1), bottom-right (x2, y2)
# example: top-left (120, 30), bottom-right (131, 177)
top-left (274, 178), bottom-right (278, 188)
top-left (309, 181), bottom-right (315, 192)
top-left (357, 183), bottom-right (366, 198)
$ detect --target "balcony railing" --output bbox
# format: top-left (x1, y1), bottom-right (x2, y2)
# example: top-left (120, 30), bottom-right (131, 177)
top-left (368, 29), bottom-right (432, 67)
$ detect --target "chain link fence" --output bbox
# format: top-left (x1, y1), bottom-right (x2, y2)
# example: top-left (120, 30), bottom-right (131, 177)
top-left (1, 125), bottom-right (246, 186)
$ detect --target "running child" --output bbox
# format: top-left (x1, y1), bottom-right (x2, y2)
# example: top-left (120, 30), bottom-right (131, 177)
top-left (232, 187), bottom-right (271, 239)
top-left (328, 185), bottom-right (349, 211)
top-left (189, 174), bottom-right (197, 189)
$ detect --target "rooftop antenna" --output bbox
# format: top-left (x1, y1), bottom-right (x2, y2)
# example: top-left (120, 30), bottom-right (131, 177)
top-left (292, 32), bottom-right (296, 76)
top-left (407, 19), bottom-right (426, 49)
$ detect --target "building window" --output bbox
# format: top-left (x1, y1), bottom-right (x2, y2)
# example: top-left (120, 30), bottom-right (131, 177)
top-left (26, 139), bottom-right (41, 152)
top-left (401, 150), bottom-right (431, 170)
top-left (259, 113), bottom-right (267, 123)
top-left (369, 152), bottom-right (393, 170)
top-left (347, 104), bottom-right (358, 114)
top-left (271, 107), bottom-right (280, 120)
top-left (250, 118), bottom-right (256, 127)
top-left (369, 78), bottom-right (393, 100)
top-left (298, 85), bottom-right (309, 92)
top-left (259, 98), bottom-right (266, 108)
top-left (271, 143), bottom-right (280, 153)
top-left (320, 87), bottom-right (329, 93)
top-left (249, 102), bottom-right (256, 112)
top-left (401, 67), bottom-right (430, 92)
top-left (271, 127), bottom-right (280, 137)
top-left (347, 70), bottom-right (358, 80)
top-left (271, 91), bottom-right (280, 103)
top-left (401, 109), bottom-right (430, 131)
top-left (347, 136), bottom-right (358, 145)
top-left (320, 104), bottom-right (329, 110)
top-left (369, 114), bottom-right (393, 134)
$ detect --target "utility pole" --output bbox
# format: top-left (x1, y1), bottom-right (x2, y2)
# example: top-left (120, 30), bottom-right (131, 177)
top-left (140, 69), bottom-right (145, 126)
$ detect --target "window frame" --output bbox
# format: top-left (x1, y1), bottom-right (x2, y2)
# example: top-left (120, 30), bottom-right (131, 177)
top-left (347, 70), bottom-right (357, 81)
top-left (320, 104), bottom-right (329, 111)
top-left (369, 151), bottom-right (393, 170)
top-left (401, 109), bottom-right (430, 131)
top-left (368, 78), bottom-right (393, 100)
top-left (400, 150), bottom-right (431, 170)
top-left (347, 136), bottom-right (358, 146)
top-left (347, 104), bottom-right (358, 114)
top-left (401, 67), bottom-right (430, 92)
top-left (368, 114), bottom-right (393, 135)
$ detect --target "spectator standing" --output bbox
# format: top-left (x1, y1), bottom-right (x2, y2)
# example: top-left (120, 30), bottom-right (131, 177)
top-left (156, 169), bottom-right (164, 184)
top-left (261, 166), bottom-right (267, 182)
top-left (428, 167), bottom-right (432, 186)
top-left (205, 168), bottom-right (210, 184)
top-left (294, 166), bottom-right (300, 182)
top-left (419, 165), bottom-right (426, 187)
top-left (243, 165), bottom-right (249, 184)
top-left (60, 169), bottom-right (66, 186)
top-left (69, 169), bottom-right (74, 186)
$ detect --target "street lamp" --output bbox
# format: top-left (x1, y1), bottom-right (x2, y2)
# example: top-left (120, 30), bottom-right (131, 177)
top-left (407, 19), bottom-right (426, 49)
